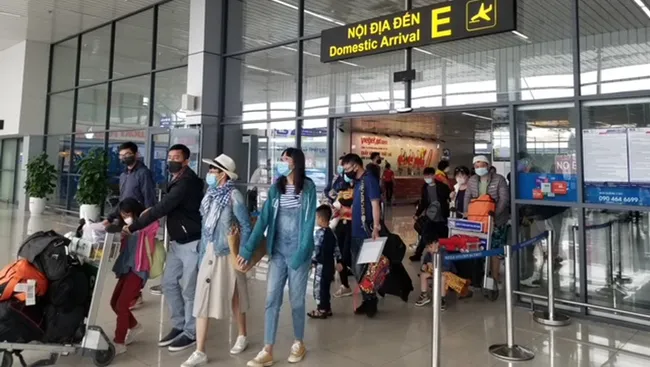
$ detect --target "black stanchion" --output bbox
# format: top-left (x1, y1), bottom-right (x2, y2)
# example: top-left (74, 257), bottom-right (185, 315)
top-left (533, 230), bottom-right (571, 327)
top-left (489, 244), bottom-right (535, 361)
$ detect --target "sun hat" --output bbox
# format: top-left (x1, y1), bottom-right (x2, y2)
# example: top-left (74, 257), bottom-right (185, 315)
top-left (201, 154), bottom-right (238, 181)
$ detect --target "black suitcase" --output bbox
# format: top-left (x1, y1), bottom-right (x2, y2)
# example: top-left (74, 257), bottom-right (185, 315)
top-left (0, 299), bottom-right (44, 343)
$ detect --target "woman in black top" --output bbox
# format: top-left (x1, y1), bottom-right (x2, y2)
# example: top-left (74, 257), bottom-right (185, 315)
top-left (452, 166), bottom-right (471, 217)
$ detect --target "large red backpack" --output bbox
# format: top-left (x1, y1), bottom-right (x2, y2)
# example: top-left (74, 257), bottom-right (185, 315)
top-left (0, 259), bottom-right (49, 303)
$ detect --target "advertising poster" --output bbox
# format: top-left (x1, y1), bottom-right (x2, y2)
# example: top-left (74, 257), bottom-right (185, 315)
top-left (585, 183), bottom-right (650, 206)
top-left (517, 173), bottom-right (577, 202)
top-left (350, 133), bottom-right (441, 176)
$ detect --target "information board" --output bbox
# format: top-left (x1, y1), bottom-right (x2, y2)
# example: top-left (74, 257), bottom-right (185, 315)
top-left (320, 0), bottom-right (516, 62)
top-left (627, 128), bottom-right (650, 183)
top-left (582, 129), bottom-right (629, 183)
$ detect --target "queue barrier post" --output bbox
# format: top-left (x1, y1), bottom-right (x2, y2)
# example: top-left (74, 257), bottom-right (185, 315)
top-left (431, 252), bottom-right (442, 367)
top-left (489, 244), bottom-right (535, 362)
top-left (533, 230), bottom-right (571, 327)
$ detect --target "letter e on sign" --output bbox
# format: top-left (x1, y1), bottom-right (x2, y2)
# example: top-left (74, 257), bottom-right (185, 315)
top-left (432, 6), bottom-right (452, 39)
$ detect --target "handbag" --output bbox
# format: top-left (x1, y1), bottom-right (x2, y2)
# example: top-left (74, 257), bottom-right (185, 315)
top-left (359, 255), bottom-right (390, 294)
top-left (228, 217), bottom-right (267, 273)
top-left (144, 236), bottom-right (166, 279)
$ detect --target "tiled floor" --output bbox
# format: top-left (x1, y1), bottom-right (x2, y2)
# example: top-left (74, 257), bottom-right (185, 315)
top-left (1, 204), bottom-right (650, 366)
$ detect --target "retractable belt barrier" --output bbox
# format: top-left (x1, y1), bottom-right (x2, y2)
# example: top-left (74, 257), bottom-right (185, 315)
top-left (431, 231), bottom-right (552, 366)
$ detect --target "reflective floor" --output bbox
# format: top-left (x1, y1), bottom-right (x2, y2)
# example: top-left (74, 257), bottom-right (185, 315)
top-left (1, 204), bottom-right (650, 366)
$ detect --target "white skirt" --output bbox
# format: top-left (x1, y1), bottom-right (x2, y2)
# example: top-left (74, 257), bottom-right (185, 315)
top-left (193, 242), bottom-right (249, 320)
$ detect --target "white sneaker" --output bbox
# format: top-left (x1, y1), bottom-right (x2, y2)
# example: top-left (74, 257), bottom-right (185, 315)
top-left (521, 274), bottom-right (541, 288)
top-left (287, 341), bottom-right (306, 363)
top-left (114, 343), bottom-right (127, 356)
top-left (247, 349), bottom-right (274, 367)
top-left (333, 286), bottom-right (353, 298)
top-left (125, 323), bottom-right (144, 346)
top-left (230, 335), bottom-right (249, 355)
top-left (181, 351), bottom-right (208, 367)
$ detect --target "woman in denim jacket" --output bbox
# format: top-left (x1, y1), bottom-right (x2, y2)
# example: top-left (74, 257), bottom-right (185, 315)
top-left (237, 147), bottom-right (317, 367)
top-left (182, 154), bottom-right (252, 367)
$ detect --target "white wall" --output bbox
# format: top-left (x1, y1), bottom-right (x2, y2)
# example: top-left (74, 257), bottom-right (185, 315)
top-left (0, 42), bottom-right (27, 136)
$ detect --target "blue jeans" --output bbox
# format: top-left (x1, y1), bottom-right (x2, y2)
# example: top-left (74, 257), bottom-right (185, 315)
top-left (264, 253), bottom-right (310, 345)
top-left (162, 240), bottom-right (199, 339)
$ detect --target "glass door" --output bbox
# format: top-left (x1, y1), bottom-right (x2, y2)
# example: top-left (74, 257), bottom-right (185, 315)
top-left (146, 128), bottom-right (171, 190)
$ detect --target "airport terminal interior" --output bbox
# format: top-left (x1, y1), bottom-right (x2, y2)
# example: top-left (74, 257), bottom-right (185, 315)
top-left (2, 0), bottom-right (650, 366)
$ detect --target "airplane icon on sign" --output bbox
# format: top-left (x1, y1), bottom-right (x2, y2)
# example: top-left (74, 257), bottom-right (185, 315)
top-left (470, 3), bottom-right (493, 23)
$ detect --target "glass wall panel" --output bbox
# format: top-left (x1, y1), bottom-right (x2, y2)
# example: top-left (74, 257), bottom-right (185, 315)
top-left (47, 92), bottom-right (75, 135)
top-left (154, 67), bottom-right (188, 127)
top-left (114, 9), bottom-right (153, 77)
top-left (585, 208), bottom-right (650, 314)
top-left (110, 75), bottom-right (151, 128)
top-left (222, 122), bottom-right (296, 211)
top-left (581, 100), bottom-right (650, 206)
top-left (79, 25), bottom-right (112, 86)
top-left (225, 45), bottom-right (298, 120)
top-left (75, 84), bottom-right (108, 136)
top-left (515, 105), bottom-right (577, 202)
top-left (579, 0), bottom-right (650, 96)
top-left (303, 0), bottom-right (403, 36)
top-left (518, 205), bottom-right (580, 301)
top-left (301, 119), bottom-right (328, 188)
top-left (45, 135), bottom-right (73, 209)
top-left (0, 139), bottom-right (18, 202)
top-left (50, 39), bottom-right (78, 92)
top-left (157, 0), bottom-right (191, 69)
top-left (303, 40), bottom-right (405, 115)
top-left (226, 0), bottom-right (299, 52)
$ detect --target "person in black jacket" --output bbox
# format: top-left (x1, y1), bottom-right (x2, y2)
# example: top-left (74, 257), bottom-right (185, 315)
top-left (125, 144), bottom-right (203, 352)
top-left (410, 167), bottom-right (451, 262)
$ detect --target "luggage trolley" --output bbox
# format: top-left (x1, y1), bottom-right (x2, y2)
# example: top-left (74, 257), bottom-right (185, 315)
top-left (0, 231), bottom-right (122, 367)
top-left (447, 214), bottom-right (499, 301)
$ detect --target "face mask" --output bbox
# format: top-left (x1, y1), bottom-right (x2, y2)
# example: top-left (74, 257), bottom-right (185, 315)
top-left (121, 156), bottom-right (136, 166)
top-left (456, 177), bottom-right (466, 185)
top-left (168, 161), bottom-right (183, 174)
top-left (424, 178), bottom-right (434, 185)
top-left (476, 167), bottom-right (489, 176)
top-left (124, 217), bottom-right (133, 225)
top-left (343, 174), bottom-right (353, 183)
top-left (344, 170), bottom-right (357, 181)
top-left (276, 161), bottom-right (292, 177)
top-left (337, 165), bottom-right (344, 175)
top-left (206, 173), bottom-right (218, 188)
top-left (444, 167), bottom-right (451, 173)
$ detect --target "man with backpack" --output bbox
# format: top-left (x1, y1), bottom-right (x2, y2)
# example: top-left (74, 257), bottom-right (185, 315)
top-left (410, 167), bottom-right (451, 262)
top-left (124, 144), bottom-right (203, 352)
top-left (463, 155), bottom-right (510, 290)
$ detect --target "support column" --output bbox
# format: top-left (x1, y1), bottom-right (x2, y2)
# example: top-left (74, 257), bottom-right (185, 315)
top-left (186, 0), bottom-right (226, 176)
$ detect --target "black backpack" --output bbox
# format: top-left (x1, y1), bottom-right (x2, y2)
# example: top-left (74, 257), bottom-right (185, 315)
top-left (42, 304), bottom-right (85, 343)
top-left (18, 231), bottom-right (72, 281)
top-left (0, 299), bottom-right (44, 343)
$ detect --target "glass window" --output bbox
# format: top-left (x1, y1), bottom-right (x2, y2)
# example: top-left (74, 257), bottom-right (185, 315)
top-left (584, 208), bottom-right (650, 314)
top-left (47, 92), bottom-right (75, 135)
top-left (154, 67), bottom-right (188, 127)
top-left (303, 39), bottom-right (405, 115)
top-left (515, 105), bottom-right (577, 202)
top-left (114, 10), bottom-right (153, 77)
top-left (45, 135), bottom-right (73, 209)
top-left (50, 39), bottom-right (78, 92)
top-left (1, 139), bottom-right (17, 170)
top-left (110, 75), bottom-right (151, 128)
top-left (581, 100), bottom-right (650, 206)
top-left (157, 0), bottom-right (190, 69)
top-left (303, 0), bottom-right (403, 36)
top-left (79, 26), bottom-right (112, 85)
top-left (517, 205), bottom-right (579, 301)
top-left (226, 0), bottom-right (299, 52)
top-left (579, 0), bottom-right (650, 96)
top-left (223, 122), bottom-right (296, 210)
top-left (225, 45), bottom-right (298, 120)
top-left (75, 84), bottom-right (108, 134)
top-left (301, 119), bottom-right (328, 188)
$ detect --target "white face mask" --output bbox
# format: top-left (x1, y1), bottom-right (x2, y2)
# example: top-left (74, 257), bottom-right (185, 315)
top-left (124, 217), bottom-right (133, 225)
top-left (456, 177), bottom-right (466, 185)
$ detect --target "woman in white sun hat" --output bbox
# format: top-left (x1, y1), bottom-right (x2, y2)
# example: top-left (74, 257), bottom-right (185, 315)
top-left (182, 154), bottom-right (251, 367)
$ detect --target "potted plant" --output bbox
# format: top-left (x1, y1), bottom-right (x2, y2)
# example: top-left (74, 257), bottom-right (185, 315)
top-left (24, 152), bottom-right (57, 215)
top-left (75, 148), bottom-right (109, 221)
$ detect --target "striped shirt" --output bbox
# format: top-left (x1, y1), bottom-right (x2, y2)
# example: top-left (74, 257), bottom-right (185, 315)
top-left (279, 184), bottom-right (301, 209)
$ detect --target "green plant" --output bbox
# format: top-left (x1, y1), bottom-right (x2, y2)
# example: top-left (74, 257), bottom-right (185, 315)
top-left (75, 148), bottom-right (109, 206)
top-left (24, 153), bottom-right (57, 198)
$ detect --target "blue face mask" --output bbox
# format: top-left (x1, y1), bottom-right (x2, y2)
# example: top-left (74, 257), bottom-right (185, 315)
top-left (424, 177), bottom-right (434, 185)
top-left (475, 167), bottom-right (489, 177)
top-left (206, 173), bottom-right (218, 188)
top-left (337, 165), bottom-right (344, 175)
top-left (343, 174), bottom-right (353, 183)
top-left (276, 161), bottom-right (292, 177)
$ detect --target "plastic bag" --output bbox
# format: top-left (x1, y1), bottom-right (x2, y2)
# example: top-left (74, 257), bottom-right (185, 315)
top-left (82, 222), bottom-right (106, 244)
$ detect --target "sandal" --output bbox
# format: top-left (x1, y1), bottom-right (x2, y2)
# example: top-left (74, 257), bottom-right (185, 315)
top-left (307, 309), bottom-right (332, 319)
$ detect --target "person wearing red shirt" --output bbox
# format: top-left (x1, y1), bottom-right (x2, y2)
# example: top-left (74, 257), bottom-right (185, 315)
top-left (382, 163), bottom-right (395, 204)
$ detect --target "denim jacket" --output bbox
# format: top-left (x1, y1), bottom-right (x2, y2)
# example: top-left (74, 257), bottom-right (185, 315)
top-left (199, 189), bottom-right (251, 264)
